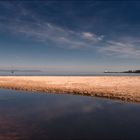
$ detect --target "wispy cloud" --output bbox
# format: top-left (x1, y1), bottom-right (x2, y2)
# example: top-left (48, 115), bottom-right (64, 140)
top-left (0, 1), bottom-right (140, 60)
top-left (0, 2), bottom-right (103, 50)
top-left (82, 32), bottom-right (104, 42)
top-left (99, 37), bottom-right (140, 59)
top-left (3, 21), bottom-right (104, 49)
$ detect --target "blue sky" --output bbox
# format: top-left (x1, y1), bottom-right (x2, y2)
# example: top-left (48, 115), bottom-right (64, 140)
top-left (0, 0), bottom-right (140, 73)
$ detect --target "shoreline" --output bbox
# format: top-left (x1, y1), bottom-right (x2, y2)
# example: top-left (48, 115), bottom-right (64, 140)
top-left (0, 76), bottom-right (140, 103)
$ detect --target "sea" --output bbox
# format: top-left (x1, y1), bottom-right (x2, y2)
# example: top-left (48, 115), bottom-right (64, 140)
top-left (0, 89), bottom-right (140, 139)
top-left (0, 71), bottom-right (140, 76)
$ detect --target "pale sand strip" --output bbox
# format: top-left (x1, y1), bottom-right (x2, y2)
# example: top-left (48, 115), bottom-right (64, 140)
top-left (0, 76), bottom-right (140, 102)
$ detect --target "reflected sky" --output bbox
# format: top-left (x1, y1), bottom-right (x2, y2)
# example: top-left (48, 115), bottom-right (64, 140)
top-left (0, 89), bottom-right (140, 139)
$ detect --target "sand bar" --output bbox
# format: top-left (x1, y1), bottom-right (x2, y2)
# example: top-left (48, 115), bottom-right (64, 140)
top-left (0, 76), bottom-right (140, 102)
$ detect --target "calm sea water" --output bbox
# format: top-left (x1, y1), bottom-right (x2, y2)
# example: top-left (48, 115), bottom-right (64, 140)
top-left (0, 89), bottom-right (140, 139)
top-left (0, 71), bottom-right (140, 76)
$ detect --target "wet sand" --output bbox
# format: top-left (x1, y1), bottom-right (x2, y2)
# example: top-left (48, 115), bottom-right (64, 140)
top-left (0, 76), bottom-right (140, 102)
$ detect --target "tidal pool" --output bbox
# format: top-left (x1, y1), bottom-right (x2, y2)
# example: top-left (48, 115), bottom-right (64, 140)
top-left (0, 89), bottom-right (140, 139)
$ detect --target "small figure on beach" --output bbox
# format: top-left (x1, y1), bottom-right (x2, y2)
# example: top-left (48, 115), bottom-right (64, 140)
top-left (11, 70), bottom-right (15, 75)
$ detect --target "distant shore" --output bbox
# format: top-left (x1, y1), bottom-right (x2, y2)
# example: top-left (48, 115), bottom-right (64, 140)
top-left (104, 70), bottom-right (140, 73)
top-left (0, 76), bottom-right (140, 103)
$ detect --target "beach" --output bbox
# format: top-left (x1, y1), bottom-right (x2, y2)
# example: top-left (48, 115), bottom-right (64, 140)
top-left (0, 76), bottom-right (140, 102)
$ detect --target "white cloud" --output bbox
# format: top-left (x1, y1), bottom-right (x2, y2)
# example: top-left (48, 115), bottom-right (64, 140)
top-left (99, 38), bottom-right (140, 59)
top-left (0, 18), bottom-right (103, 49)
top-left (82, 32), bottom-right (104, 42)
top-left (0, 1), bottom-right (106, 51)
top-left (0, 2), bottom-right (104, 49)
top-left (82, 32), bottom-right (93, 38)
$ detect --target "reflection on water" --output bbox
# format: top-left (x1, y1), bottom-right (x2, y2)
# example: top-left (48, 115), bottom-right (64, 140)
top-left (0, 89), bottom-right (140, 139)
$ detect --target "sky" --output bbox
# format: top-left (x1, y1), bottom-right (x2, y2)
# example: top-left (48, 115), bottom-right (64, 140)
top-left (0, 0), bottom-right (140, 73)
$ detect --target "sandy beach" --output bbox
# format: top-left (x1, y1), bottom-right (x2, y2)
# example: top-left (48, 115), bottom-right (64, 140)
top-left (0, 76), bottom-right (140, 102)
